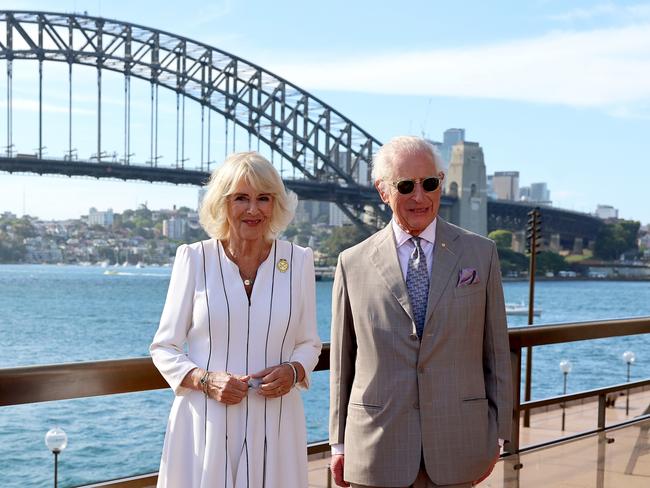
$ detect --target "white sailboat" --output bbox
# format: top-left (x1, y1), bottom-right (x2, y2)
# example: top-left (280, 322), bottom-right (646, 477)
top-left (506, 302), bottom-right (542, 316)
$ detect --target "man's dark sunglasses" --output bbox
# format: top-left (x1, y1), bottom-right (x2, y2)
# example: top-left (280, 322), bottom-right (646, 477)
top-left (388, 176), bottom-right (442, 195)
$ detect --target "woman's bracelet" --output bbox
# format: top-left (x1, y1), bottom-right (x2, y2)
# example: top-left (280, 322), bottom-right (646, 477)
top-left (199, 370), bottom-right (210, 395)
top-left (282, 361), bottom-right (298, 387)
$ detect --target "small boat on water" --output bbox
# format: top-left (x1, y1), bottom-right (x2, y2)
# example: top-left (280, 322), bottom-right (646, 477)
top-left (506, 302), bottom-right (542, 316)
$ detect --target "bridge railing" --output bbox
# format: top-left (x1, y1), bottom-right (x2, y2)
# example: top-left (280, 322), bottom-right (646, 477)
top-left (2, 316), bottom-right (650, 487)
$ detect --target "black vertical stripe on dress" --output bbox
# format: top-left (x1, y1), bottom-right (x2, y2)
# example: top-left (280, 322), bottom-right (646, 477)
top-left (243, 300), bottom-right (250, 488)
top-left (261, 241), bottom-right (278, 488)
top-left (200, 242), bottom-right (213, 450)
top-left (277, 243), bottom-right (295, 435)
top-left (216, 241), bottom-right (232, 488)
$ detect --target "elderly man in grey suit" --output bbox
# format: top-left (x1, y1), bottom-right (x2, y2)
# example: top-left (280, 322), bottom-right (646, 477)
top-left (329, 136), bottom-right (512, 488)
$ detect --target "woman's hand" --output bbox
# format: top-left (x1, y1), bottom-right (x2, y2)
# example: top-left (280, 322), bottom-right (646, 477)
top-left (204, 371), bottom-right (250, 405)
top-left (251, 362), bottom-right (301, 398)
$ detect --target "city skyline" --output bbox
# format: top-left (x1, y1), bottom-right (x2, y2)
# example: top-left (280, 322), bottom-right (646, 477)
top-left (1, 0), bottom-right (650, 224)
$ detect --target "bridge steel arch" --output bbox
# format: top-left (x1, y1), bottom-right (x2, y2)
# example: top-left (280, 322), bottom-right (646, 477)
top-left (0, 10), bottom-right (388, 227)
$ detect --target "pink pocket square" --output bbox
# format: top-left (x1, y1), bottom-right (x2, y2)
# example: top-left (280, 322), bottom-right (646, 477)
top-left (457, 268), bottom-right (480, 287)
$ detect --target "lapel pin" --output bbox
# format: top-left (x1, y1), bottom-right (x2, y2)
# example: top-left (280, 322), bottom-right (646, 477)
top-left (277, 258), bottom-right (289, 272)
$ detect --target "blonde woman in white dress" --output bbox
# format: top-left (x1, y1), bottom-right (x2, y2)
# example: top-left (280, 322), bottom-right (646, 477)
top-left (151, 152), bottom-right (322, 488)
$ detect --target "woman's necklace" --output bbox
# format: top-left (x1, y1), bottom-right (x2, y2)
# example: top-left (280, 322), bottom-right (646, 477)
top-left (225, 242), bottom-right (269, 287)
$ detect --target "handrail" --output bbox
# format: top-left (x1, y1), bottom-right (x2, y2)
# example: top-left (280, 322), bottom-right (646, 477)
top-left (508, 316), bottom-right (650, 348)
top-left (0, 345), bottom-right (331, 407)
top-left (3, 317), bottom-right (650, 407)
top-left (521, 378), bottom-right (650, 411)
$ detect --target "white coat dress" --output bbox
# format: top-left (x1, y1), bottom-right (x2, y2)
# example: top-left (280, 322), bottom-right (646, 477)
top-left (151, 239), bottom-right (321, 488)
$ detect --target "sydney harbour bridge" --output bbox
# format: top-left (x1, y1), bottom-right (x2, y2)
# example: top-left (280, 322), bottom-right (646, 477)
top-left (0, 11), bottom-right (601, 246)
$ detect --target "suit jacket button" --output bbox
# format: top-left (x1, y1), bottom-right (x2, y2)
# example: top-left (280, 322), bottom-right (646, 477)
top-left (409, 333), bottom-right (418, 341)
top-left (418, 366), bottom-right (425, 374)
top-left (413, 401), bottom-right (419, 409)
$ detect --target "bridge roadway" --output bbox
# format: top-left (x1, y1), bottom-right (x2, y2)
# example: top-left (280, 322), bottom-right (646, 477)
top-left (1, 155), bottom-right (602, 247)
top-left (488, 199), bottom-right (603, 250)
top-left (0, 155), bottom-right (457, 209)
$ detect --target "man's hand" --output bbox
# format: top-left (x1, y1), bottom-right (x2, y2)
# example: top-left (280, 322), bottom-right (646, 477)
top-left (474, 447), bottom-right (500, 485)
top-left (330, 454), bottom-right (349, 487)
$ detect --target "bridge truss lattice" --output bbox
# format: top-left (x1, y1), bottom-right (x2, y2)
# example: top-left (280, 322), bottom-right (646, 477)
top-left (0, 10), bottom-right (388, 227)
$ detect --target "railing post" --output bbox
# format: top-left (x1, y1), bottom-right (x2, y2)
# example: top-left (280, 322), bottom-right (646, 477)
top-left (506, 347), bottom-right (522, 454)
top-left (597, 394), bottom-right (606, 431)
top-left (523, 346), bottom-right (533, 427)
top-left (597, 393), bottom-right (607, 488)
top-left (503, 347), bottom-right (522, 487)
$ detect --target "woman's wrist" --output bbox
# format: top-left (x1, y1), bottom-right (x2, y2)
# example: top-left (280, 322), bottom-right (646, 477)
top-left (293, 362), bottom-right (305, 383)
top-left (198, 369), bottom-right (210, 394)
top-left (287, 361), bottom-right (305, 385)
top-left (282, 361), bottom-right (297, 386)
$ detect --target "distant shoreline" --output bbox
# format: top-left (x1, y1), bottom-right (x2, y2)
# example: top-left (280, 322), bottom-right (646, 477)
top-left (2, 263), bottom-right (649, 282)
top-left (502, 276), bottom-right (650, 282)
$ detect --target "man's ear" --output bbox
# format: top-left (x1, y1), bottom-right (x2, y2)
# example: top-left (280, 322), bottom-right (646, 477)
top-left (375, 180), bottom-right (390, 204)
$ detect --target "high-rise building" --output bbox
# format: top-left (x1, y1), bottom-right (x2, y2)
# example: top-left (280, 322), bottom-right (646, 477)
top-left (88, 207), bottom-right (114, 227)
top-left (294, 200), bottom-right (331, 225)
top-left (529, 183), bottom-right (552, 205)
top-left (197, 188), bottom-right (207, 211)
top-left (437, 128), bottom-right (465, 168)
top-left (329, 203), bottom-right (352, 226)
top-left (486, 175), bottom-right (497, 200)
top-left (163, 217), bottom-right (188, 240)
top-left (444, 128), bottom-right (465, 147)
top-left (595, 205), bottom-right (619, 220)
top-left (492, 171), bottom-right (520, 201)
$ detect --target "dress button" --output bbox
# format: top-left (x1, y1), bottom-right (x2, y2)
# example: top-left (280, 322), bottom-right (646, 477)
top-left (413, 401), bottom-right (420, 409)
top-left (409, 333), bottom-right (418, 341)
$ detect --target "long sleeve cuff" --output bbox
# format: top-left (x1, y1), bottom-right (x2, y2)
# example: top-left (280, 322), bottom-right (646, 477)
top-left (330, 443), bottom-right (344, 455)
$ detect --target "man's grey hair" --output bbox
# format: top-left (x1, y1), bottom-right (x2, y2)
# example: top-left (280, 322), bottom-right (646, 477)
top-left (371, 136), bottom-right (444, 183)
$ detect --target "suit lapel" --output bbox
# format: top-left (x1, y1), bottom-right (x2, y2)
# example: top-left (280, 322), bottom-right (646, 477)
top-left (424, 219), bottom-right (461, 326)
top-left (369, 226), bottom-right (415, 323)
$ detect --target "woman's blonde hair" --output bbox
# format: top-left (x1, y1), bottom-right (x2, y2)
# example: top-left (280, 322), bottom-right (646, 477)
top-left (199, 151), bottom-right (298, 241)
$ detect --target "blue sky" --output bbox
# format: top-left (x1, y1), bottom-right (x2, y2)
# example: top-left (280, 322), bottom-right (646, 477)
top-left (1, 0), bottom-right (650, 224)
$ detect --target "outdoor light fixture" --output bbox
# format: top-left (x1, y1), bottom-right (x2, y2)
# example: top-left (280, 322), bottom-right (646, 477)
top-left (622, 351), bottom-right (636, 416)
top-left (559, 359), bottom-right (572, 431)
top-left (45, 427), bottom-right (68, 488)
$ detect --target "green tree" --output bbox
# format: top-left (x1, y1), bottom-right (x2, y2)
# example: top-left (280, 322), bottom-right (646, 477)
top-left (10, 217), bottom-right (37, 238)
top-left (496, 248), bottom-right (528, 275)
top-left (594, 220), bottom-right (640, 260)
top-left (535, 251), bottom-right (567, 275)
top-left (322, 225), bottom-right (367, 258)
top-left (283, 224), bottom-right (299, 240)
top-left (488, 229), bottom-right (513, 249)
top-left (0, 240), bottom-right (26, 263)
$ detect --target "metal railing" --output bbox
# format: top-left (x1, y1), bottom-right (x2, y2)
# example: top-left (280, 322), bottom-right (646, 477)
top-left (2, 316), bottom-right (650, 487)
top-left (506, 316), bottom-right (650, 453)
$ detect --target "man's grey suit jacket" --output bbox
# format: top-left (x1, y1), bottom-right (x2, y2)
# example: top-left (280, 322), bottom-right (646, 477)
top-left (329, 219), bottom-right (513, 487)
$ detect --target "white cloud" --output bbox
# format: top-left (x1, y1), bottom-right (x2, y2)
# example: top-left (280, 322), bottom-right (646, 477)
top-left (270, 23), bottom-right (650, 112)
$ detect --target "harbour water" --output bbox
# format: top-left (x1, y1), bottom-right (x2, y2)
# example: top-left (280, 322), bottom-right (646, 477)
top-left (1, 264), bottom-right (650, 487)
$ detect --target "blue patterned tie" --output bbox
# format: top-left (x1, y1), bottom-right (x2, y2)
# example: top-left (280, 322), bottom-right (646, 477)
top-left (406, 237), bottom-right (430, 339)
